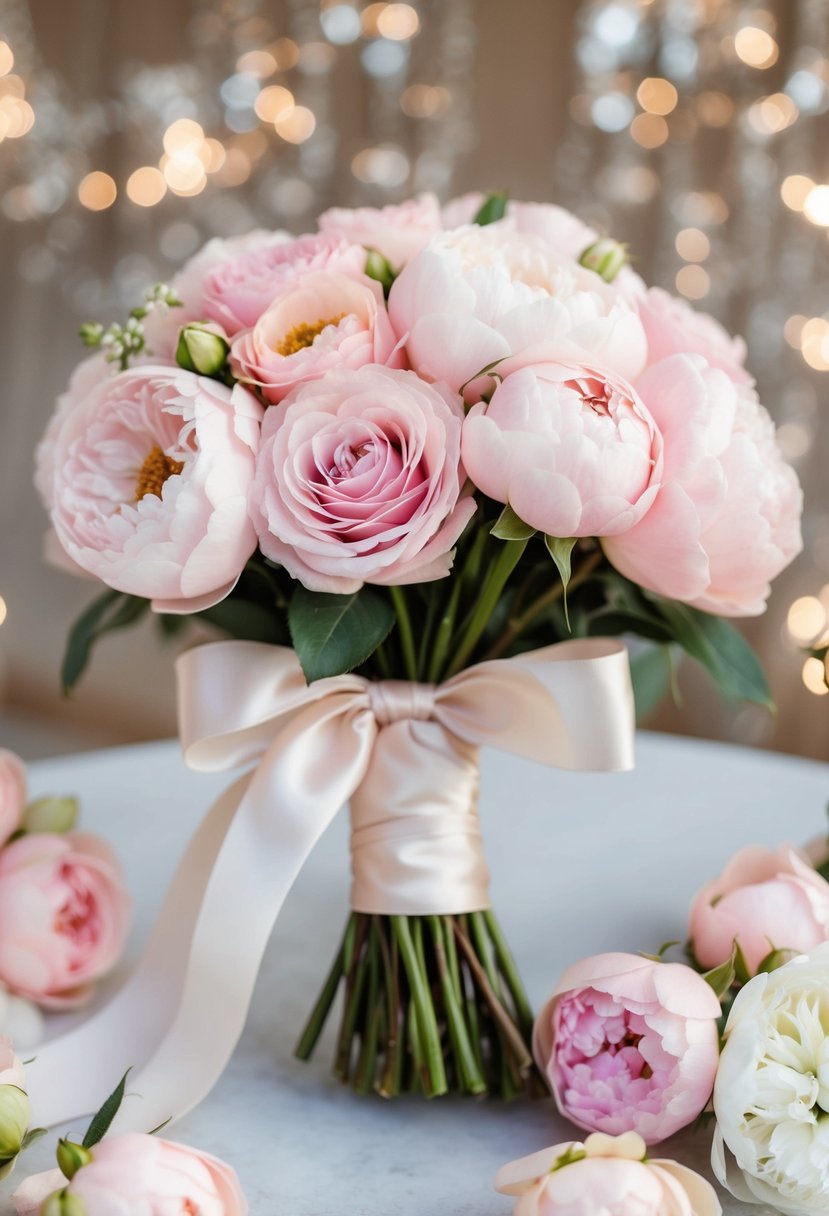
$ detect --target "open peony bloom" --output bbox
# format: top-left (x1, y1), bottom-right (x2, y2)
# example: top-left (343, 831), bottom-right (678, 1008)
top-left (230, 268), bottom-right (403, 405)
top-left (496, 1131), bottom-right (721, 1216)
top-left (250, 365), bottom-right (475, 593)
top-left (40, 365), bottom-right (262, 613)
top-left (690, 844), bottom-right (829, 974)
top-left (0, 750), bottom-right (26, 848)
top-left (0, 833), bottom-right (131, 1008)
top-left (462, 361), bottom-right (662, 538)
top-left (603, 354), bottom-right (803, 615)
top-left (713, 942), bottom-right (829, 1215)
top-left (534, 952), bottom-right (721, 1144)
top-left (318, 193), bottom-right (443, 268)
top-left (639, 287), bottom-right (752, 385)
top-left (388, 225), bottom-right (648, 398)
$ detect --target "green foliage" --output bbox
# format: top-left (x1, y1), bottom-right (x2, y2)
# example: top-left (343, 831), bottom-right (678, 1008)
top-left (472, 192), bottom-right (508, 225)
top-left (364, 249), bottom-right (397, 295)
top-left (544, 536), bottom-right (577, 630)
top-left (62, 590), bottom-right (150, 692)
top-left (288, 586), bottom-right (395, 683)
top-left (82, 1069), bottom-right (131, 1149)
top-left (490, 505), bottom-right (536, 541)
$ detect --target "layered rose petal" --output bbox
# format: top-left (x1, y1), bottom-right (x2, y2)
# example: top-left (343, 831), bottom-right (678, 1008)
top-left (318, 193), bottom-right (443, 268)
top-left (250, 365), bottom-right (474, 593)
top-left (639, 287), bottom-right (752, 385)
top-left (0, 751), bottom-right (26, 849)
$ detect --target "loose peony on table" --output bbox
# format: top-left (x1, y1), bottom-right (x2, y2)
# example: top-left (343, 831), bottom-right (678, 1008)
top-left (2, 732), bottom-right (826, 1215)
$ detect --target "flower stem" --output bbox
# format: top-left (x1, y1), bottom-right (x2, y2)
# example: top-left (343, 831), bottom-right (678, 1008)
top-left (483, 910), bottom-right (535, 1036)
top-left (483, 548), bottom-right (603, 661)
top-left (428, 916), bottom-right (486, 1094)
top-left (444, 538), bottom-right (528, 679)
top-left (294, 914), bottom-right (356, 1060)
top-left (392, 915), bottom-right (447, 1097)
top-left (390, 586), bottom-right (419, 681)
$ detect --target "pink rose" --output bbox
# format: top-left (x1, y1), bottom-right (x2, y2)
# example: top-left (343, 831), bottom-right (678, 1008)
top-left (690, 845), bottom-right (829, 974)
top-left (462, 361), bottom-right (662, 538)
top-left (318, 193), bottom-right (443, 268)
top-left (230, 269), bottom-right (403, 406)
top-left (250, 365), bottom-right (475, 593)
top-left (0, 1036), bottom-right (25, 1090)
top-left (199, 232), bottom-right (367, 335)
top-left (496, 1132), bottom-right (721, 1216)
top-left (639, 287), bottom-right (752, 385)
top-left (534, 953), bottom-right (721, 1144)
top-left (0, 751), bottom-right (26, 848)
top-left (603, 355), bottom-right (803, 615)
top-left (0, 833), bottom-right (131, 1008)
top-left (41, 365), bottom-right (262, 613)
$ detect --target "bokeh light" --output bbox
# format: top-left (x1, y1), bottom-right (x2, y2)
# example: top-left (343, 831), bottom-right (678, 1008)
top-left (734, 26), bottom-right (779, 69)
top-left (78, 171), bottom-right (117, 210)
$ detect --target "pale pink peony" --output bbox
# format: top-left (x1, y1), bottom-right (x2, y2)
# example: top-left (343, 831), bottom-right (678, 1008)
top-left (603, 355), bottom-right (802, 615)
top-left (690, 845), bottom-right (829, 974)
top-left (199, 231), bottom-right (367, 335)
top-left (0, 751), bottom-right (26, 848)
top-left (41, 364), bottom-right (262, 613)
top-left (534, 953), bottom-right (721, 1145)
top-left (462, 361), bottom-right (662, 538)
top-left (318, 193), bottom-right (443, 268)
top-left (250, 365), bottom-right (475, 593)
top-left (496, 1132), bottom-right (721, 1216)
top-left (0, 833), bottom-right (131, 1008)
top-left (388, 225), bottom-right (647, 399)
top-left (230, 269), bottom-right (403, 405)
top-left (639, 287), bottom-right (752, 385)
top-left (0, 1036), bottom-right (25, 1090)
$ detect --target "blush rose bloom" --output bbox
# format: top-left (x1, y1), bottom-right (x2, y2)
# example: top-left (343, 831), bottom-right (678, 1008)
top-left (318, 193), bottom-right (443, 268)
top-left (534, 953), bottom-right (721, 1145)
top-left (40, 365), bottom-right (262, 613)
top-left (603, 355), bottom-right (803, 615)
top-left (0, 751), bottom-right (26, 848)
top-left (230, 269), bottom-right (403, 405)
top-left (496, 1131), bottom-right (721, 1216)
top-left (639, 288), bottom-right (752, 385)
top-left (462, 361), bottom-right (662, 538)
top-left (250, 365), bottom-right (475, 593)
top-left (0, 833), bottom-right (131, 1008)
top-left (388, 225), bottom-right (647, 399)
top-left (690, 845), bottom-right (829, 974)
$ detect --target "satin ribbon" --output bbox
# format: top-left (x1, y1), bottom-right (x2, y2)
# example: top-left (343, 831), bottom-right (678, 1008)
top-left (26, 637), bottom-right (634, 1132)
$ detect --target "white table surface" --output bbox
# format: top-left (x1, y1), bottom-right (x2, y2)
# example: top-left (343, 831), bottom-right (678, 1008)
top-left (2, 731), bottom-right (827, 1215)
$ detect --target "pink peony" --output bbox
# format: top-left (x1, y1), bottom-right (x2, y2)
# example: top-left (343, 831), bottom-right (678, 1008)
top-left (638, 287), bottom-right (752, 385)
top-left (462, 361), bottom-right (662, 538)
top-left (604, 355), bottom-right (802, 615)
top-left (496, 1132), bottom-right (721, 1216)
top-left (690, 844), bottom-right (829, 974)
top-left (318, 193), bottom-right (443, 268)
top-left (41, 364), bottom-right (262, 613)
top-left (0, 751), bottom-right (26, 848)
top-left (388, 225), bottom-right (647, 399)
top-left (250, 365), bottom-right (475, 593)
top-left (534, 953), bottom-right (721, 1145)
top-left (0, 833), bottom-right (131, 1008)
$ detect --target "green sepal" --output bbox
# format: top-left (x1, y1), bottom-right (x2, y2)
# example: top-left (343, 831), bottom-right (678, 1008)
top-left (544, 536), bottom-right (577, 630)
top-left (288, 586), bottom-right (395, 683)
top-left (364, 248), bottom-right (397, 296)
top-left (491, 505), bottom-right (535, 541)
top-left (473, 192), bottom-right (508, 226)
top-left (22, 797), bottom-right (78, 835)
top-left (57, 1138), bottom-right (92, 1181)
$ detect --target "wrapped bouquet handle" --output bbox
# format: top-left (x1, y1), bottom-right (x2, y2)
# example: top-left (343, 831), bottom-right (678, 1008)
top-left (26, 636), bottom-right (634, 1131)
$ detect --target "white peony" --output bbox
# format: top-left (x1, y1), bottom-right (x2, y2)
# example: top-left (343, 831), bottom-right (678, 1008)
top-left (712, 942), bottom-right (829, 1214)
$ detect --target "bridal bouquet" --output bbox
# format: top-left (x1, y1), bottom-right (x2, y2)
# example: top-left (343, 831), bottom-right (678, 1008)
top-left (34, 190), bottom-right (803, 1107)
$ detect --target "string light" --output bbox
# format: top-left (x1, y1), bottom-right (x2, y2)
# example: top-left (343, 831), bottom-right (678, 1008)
top-left (781, 174), bottom-right (814, 211)
top-left (636, 77), bottom-right (678, 115)
top-left (675, 264), bottom-right (710, 299)
top-left (803, 184), bottom-right (829, 227)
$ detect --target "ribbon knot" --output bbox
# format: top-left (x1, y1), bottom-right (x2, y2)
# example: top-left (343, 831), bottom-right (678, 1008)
top-left (367, 678), bottom-right (436, 727)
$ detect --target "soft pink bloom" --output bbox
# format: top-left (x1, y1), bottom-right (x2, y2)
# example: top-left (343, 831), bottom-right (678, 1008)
top-left (0, 1036), bottom-right (25, 1090)
top-left (0, 833), bottom-right (131, 1008)
top-left (534, 953), bottom-right (721, 1145)
top-left (639, 287), bottom-right (752, 385)
top-left (250, 365), bottom-right (475, 593)
top-left (604, 355), bottom-right (803, 615)
top-left (41, 364), bottom-right (262, 613)
top-left (318, 193), bottom-right (443, 268)
top-left (496, 1132), bottom-right (722, 1216)
top-left (0, 751), bottom-right (26, 848)
top-left (230, 269), bottom-right (403, 405)
top-left (388, 225), bottom-right (647, 399)
top-left (199, 232), bottom-right (366, 335)
top-left (462, 361), bottom-right (662, 538)
top-left (690, 845), bottom-right (829, 974)
top-left (11, 1169), bottom-right (64, 1215)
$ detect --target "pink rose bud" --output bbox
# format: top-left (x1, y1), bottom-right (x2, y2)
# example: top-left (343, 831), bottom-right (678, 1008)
top-left (689, 844), bottom-right (829, 975)
top-left (0, 834), bottom-right (131, 1008)
top-left (534, 953), bottom-right (721, 1145)
top-left (318, 193), bottom-right (443, 268)
top-left (0, 750), bottom-right (26, 848)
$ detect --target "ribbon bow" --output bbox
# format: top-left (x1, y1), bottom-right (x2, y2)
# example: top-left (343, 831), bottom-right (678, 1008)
top-left (27, 637), bottom-right (634, 1132)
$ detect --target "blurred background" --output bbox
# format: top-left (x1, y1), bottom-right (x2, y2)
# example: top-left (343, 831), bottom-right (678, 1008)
top-left (0, 0), bottom-right (827, 760)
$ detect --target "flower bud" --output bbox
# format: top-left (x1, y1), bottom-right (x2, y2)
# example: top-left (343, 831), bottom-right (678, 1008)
top-left (22, 796), bottom-right (78, 835)
top-left (57, 1138), bottom-right (93, 1181)
top-left (579, 237), bottom-right (628, 282)
top-left (175, 322), bottom-right (230, 377)
top-left (0, 1083), bottom-right (30, 1167)
top-left (757, 946), bottom-right (801, 974)
top-left (41, 1189), bottom-right (86, 1216)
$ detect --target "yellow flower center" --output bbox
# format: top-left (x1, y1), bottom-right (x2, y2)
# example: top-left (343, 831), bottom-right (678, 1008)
top-left (275, 314), bottom-right (345, 357)
top-left (135, 445), bottom-right (184, 501)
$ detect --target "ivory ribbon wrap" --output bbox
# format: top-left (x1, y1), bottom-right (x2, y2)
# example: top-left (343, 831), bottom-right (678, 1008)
top-left (27, 637), bottom-right (634, 1132)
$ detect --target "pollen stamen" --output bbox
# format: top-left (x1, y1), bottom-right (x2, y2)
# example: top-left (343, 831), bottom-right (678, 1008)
top-left (276, 314), bottom-right (345, 357)
top-left (135, 445), bottom-right (184, 501)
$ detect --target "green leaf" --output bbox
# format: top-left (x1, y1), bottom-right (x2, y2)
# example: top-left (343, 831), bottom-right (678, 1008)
top-left (82, 1069), bottom-right (131, 1149)
top-left (288, 586), bottom-right (395, 683)
top-left (473, 192), bottom-right (508, 225)
top-left (364, 248), bottom-right (397, 295)
top-left (586, 609), bottom-right (673, 645)
top-left (61, 591), bottom-right (150, 692)
top-left (630, 646), bottom-right (673, 721)
top-left (701, 952), bottom-right (737, 1001)
top-left (491, 505), bottom-right (536, 541)
top-left (196, 598), bottom-right (288, 645)
top-left (544, 536), bottom-right (577, 629)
